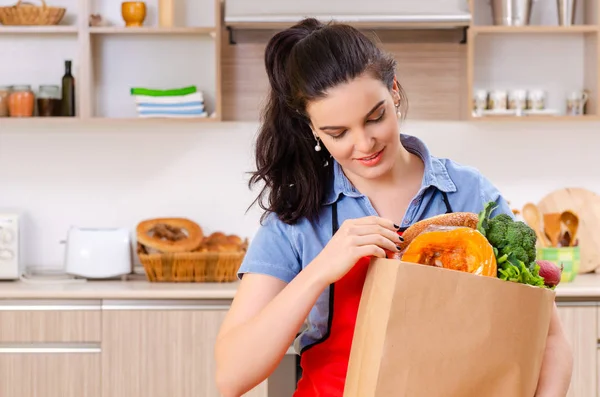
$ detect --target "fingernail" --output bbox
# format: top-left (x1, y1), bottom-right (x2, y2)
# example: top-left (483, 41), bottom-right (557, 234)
top-left (398, 235), bottom-right (404, 242)
top-left (394, 224), bottom-right (400, 229)
top-left (396, 245), bottom-right (401, 251)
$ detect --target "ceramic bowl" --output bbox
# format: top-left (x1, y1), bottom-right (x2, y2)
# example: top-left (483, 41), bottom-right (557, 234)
top-left (121, 1), bottom-right (146, 27)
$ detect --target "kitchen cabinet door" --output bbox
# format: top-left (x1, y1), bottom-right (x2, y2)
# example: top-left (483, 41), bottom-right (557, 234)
top-left (0, 348), bottom-right (101, 397)
top-left (556, 303), bottom-right (597, 397)
top-left (101, 300), bottom-right (268, 397)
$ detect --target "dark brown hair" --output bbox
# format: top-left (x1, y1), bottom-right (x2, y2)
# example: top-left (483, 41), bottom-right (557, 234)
top-left (248, 18), bottom-right (406, 225)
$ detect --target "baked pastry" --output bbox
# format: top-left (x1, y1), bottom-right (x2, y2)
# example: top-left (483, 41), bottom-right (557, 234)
top-left (136, 218), bottom-right (203, 253)
top-left (398, 212), bottom-right (479, 250)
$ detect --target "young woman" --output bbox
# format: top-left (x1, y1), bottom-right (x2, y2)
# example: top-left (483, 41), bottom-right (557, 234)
top-left (215, 17), bottom-right (573, 397)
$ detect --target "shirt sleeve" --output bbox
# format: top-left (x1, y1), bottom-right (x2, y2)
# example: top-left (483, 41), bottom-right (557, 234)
top-left (237, 212), bottom-right (302, 283)
top-left (478, 174), bottom-right (515, 220)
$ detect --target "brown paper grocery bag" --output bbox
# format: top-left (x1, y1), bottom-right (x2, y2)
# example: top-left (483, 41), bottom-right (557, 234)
top-left (344, 258), bottom-right (556, 397)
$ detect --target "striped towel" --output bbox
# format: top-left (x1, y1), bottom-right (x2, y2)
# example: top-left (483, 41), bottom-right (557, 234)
top-left (133, 92), bottom-right (207, 118)
top-left (134, 92), bottom-right (204, 106)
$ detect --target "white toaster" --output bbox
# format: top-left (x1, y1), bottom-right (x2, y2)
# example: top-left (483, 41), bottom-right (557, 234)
top-left (64, 227), bottom-right (133, 279)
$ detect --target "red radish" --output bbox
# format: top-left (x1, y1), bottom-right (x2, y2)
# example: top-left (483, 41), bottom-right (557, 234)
top-left (536, 260), bottom-right (563, 288)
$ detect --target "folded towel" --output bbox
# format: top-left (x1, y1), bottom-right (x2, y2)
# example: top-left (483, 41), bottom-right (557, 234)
top-left (130, 86), bottom-right (197, 97)
top-left (138, 111), bottom-right (208, 118)
top-left (137, 104), bottom-right (205, 112)
top-left (137, 107), bottom-right (208, 118)
top-left (134, 92), bottom-right (204, 105)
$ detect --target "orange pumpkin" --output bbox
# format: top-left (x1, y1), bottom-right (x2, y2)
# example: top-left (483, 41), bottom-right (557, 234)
top-left (401, 226), bottom-right (497, 277)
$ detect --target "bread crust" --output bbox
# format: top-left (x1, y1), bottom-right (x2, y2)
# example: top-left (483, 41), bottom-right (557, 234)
top-left (136, 217), bottom-right (204, 253)
top-left (399, 212), bottom-right (479, 250)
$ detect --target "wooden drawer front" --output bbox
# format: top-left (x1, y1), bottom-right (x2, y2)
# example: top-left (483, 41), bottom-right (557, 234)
top-left (0, 350), bottom-right (101, 397)
top-left (0, 300), bottom-right (101, 343)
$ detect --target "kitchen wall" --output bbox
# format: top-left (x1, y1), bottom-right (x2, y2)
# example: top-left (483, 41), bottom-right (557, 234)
top-left (0, 119), bottom-right (598, 269)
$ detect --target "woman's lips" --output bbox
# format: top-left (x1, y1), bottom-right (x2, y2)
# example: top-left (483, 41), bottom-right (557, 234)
top-left (356, 148), bottom-right (384, 166)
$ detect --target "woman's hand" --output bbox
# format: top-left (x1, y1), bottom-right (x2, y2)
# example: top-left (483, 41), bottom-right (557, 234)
top-left (313, 215), bottom-right (402, 285)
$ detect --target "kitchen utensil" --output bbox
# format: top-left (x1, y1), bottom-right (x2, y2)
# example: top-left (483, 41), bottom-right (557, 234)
top-left (542, 212), bottom-right (562, 247)
top-left (491, 0), bottom-right (534, 26)
top-left (522, 203), bottom-right (551, 247)
top-left (557, 0), bottom-right (576, 25)
top-left (560, 210), bottom-right (579, 246)
top-left (538, 188), bottom-right (600, 274)
top-left (63, 227), bottom-right (132, 279)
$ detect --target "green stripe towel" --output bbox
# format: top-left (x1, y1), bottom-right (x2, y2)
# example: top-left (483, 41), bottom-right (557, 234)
top-left (130, 86), bottom-right (197, 97)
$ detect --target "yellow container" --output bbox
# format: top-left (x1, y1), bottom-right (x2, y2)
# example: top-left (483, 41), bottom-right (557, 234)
top-left (536, 246), bottom-right (580, 283)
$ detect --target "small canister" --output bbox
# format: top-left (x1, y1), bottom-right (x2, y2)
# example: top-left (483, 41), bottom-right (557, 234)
top-left (0, 86), bottom-right (11, 117)
top-left (8, 85), bottom-right (35, 117)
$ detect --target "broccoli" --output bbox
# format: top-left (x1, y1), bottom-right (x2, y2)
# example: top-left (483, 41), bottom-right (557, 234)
top-left (477, 201), bottom-right (547, 288)
top-left (477, 201), bottom-right (537, 265)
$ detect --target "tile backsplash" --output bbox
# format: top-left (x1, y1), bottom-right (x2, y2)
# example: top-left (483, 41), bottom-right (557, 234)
top-left (1, 120), bottom-right (598, 269)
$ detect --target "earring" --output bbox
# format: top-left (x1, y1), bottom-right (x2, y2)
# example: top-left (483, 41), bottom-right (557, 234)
top-left (314, 136), bottom-right (322, 152)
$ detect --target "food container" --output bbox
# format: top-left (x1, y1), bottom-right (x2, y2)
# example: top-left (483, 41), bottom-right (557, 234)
top-left (537, 246), bottom-right (580, 283)
top-left (8, 85), bottom-right (34, 117)
top-left (37, 84), bottom-right (61, 117)
top-left (0, 86), bottom-right (11, 117)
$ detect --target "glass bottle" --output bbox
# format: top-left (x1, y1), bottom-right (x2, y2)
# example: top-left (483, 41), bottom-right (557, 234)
top-left (37, 85), bottom-right (62, 117)
top-left (0, 86), bottom-right (11, 117)
top-left (61, 60), bottom-right (76, 117)
top-left (8, 85), bottom-right (35, 117)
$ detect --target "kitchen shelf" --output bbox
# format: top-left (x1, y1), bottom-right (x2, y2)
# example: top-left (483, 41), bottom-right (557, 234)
top-left (89, 27), bottom-right (217, 35)
top-left (465, 0), bottom-right (600, 121)
top-left (470, 26), bottom-right (599, 34)
top-left (0, 26), bottom-right (79, 34)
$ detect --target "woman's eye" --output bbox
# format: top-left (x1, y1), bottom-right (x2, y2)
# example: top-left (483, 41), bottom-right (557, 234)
top-left (331, 130), bottom-right (347, 140)
top-left (368, 109), bottom-right (385, 123)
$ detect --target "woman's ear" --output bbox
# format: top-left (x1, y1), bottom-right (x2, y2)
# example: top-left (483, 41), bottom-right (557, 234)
top-left (391, 76), bottom-right (401, 106)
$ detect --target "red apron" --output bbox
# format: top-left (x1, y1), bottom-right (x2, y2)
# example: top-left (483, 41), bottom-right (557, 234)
top-left (293, 191), bottom-right (452, 396)
top-left (293, 254), bottom-right (372, 396)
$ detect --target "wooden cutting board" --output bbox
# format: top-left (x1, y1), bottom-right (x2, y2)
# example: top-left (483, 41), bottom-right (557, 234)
top-left (537, 187), bottom-right (600, 274)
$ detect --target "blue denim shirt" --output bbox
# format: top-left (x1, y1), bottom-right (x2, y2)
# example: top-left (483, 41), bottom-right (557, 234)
top-left (237, 134), bottom-right (512, 353)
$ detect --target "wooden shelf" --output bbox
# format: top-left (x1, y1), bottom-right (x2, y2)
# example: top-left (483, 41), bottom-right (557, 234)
top-left (471, 25), bottom-right (599, 34)
top-left (469, 115), bottom-right (600, 122)
top-left (0, 26), bottom-right (78, 34)
top-left (89, 27), bottom-right (216, 35)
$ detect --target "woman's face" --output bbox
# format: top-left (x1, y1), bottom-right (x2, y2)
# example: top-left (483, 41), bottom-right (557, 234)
top-left (306, 73), bottom-right (402, 182)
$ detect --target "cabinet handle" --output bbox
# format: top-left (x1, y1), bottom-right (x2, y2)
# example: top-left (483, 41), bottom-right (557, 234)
top-left (0, 343), bottom-right (101, 354)
top-left (0, 299), bottom-right (101, 311)
top-left (102, 299), bottom-right (231, 311)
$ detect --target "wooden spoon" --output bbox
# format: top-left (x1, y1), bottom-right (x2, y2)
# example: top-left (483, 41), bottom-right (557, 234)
top-left (543, 213), bottom-right (562, 248)
top-left (522, 203), bottom-right (551, 247)
top-left (560, 210), bottom-right (579, 247)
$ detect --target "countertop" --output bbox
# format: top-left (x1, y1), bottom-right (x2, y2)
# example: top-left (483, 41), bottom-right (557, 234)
top-left (0, 273), bottom-right (597, 301)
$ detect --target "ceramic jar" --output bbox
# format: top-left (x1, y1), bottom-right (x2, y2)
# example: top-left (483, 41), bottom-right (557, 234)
top-left (8, 85), bottom-right (35, 117)
top-left (122, 1), bottom-right (146, 27)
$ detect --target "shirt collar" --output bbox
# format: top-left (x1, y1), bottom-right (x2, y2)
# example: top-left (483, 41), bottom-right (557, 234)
top-left (323, 133), bottom-right (457, 205)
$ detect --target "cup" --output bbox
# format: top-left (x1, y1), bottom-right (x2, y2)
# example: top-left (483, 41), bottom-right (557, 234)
top-left (527, 89), bottom-right (546, 110)
top-left (473, 89), bottom-right (488, 114)
top-left (508, 89), bottom-right (527, 113)
top-left (566, 90), bottom-right (588, 116)
top-left (488, 90), bottom-right (508, 111)
top-left (536, 246), bottom-right (580, 283)
top-left (121, 1), bottom-right (147, 27)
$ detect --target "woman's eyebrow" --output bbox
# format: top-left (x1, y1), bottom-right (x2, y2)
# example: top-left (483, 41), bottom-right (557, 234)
top-left (319, 99), bottom-right (386, 131)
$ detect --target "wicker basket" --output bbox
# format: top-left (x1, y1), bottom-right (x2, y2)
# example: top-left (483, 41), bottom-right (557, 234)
top-left (138, 248), bottom-right (245, 283)
top-left (0, 0), bottom-right (66, 26)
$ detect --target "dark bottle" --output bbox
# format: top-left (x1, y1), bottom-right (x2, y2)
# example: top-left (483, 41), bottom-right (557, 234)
top-left (61, 60), bottom-right (76, 117)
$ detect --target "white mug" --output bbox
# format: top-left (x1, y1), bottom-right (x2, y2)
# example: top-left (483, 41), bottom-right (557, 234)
top-left (509, 89), bottom-right (527, 112)
top-left (566, 91), bottom-right (589, 116)
top-left (527, 90), bottom-right (546, 110)
top-left (473, 89), bottom-right (488, 114)
top-left (488, 90), bottom-right (508, 111)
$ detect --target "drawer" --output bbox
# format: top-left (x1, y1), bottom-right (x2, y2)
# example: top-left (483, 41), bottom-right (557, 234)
top-left (0, 300), bottom-right (101, 343)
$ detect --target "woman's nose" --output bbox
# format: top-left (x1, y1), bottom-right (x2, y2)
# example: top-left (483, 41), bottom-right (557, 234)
top-left (354, 130), bottom-right (376, 153)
